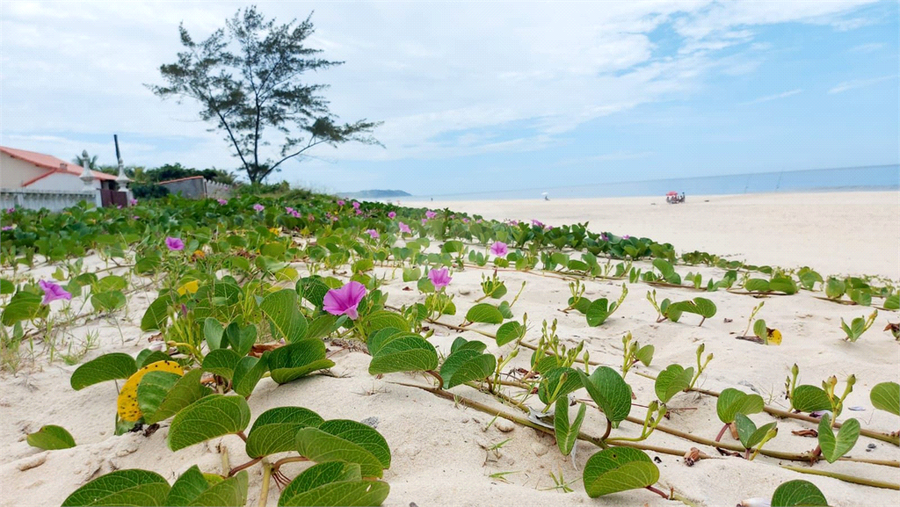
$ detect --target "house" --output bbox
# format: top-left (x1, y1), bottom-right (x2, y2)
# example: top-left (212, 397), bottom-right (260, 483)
top-left (158, 175), bottom-right (231, 199)
top-left (0, 146), bottom-right (118, 191)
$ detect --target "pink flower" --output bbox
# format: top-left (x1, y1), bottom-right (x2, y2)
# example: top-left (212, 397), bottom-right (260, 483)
top-left (462, 218), bottom-right (469, 224)
top-left (218, 199), bottom-right (228, 205)
top-left (622, 235), bottom-right (631, 240)
top-left (117, 205), bottom-right (123, 209)
top-left (337, 200), bottom-right (345, 206)
top-left (165, 237), bottom-right (185, 251)
top-left (428, 267), bottom-right (452, 289)
top-left (490, 241), bottom-right (508, 257)
top-left (253, 204), bottom-right (265, 212)
top-left (399, 221), bottom-right (411, 234)
top-left (476, 219), bottom-right (483, 224)
top-left (352, 201), bottom-right (361, 209)
top-left (421, 218), bottom-right (428, 225)
top-left (323, 281), bottom-right (367, 320)
top-left (39, 280), bottom-right (71, 305)
top-left (6, 207), bottom-right (15, 214)
top-left (130, 199), bottom-right (138, 206)
top-left (366, 229), bottom-right (379, 239)
top-left (388, 211), bottom-right (397, 219)
top-left (601, 233), bottom-right (609, 242)
top-left (509, 220), bottom-right (519, 226)
top-left (132, 215), bottom-right (140, 220)
top-left (1, 225), bottom-right (13, 231)
top-left (355, 209), bottom-right (363, 215)
top-left (285, 206), bottom-right (295, 214)
top-left (531, 219), bottom-right (543, 227)
top-left (425, 210), bottom-right (437, 219)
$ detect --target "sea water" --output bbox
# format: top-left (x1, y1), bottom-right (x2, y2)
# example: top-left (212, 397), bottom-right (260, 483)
top-left (405, 164), bottom-right (899, 201)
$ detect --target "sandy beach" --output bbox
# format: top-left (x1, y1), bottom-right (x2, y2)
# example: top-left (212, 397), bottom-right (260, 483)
top-left (1, 193), bottom-right (898, 507)
top-left (420, 191), bottom-right (900, 280)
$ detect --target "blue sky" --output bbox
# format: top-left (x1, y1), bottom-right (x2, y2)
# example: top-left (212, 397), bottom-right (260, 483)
top-left (1, 1), bottom-right (897, 196)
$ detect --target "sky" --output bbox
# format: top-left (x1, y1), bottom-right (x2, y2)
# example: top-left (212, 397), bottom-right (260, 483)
top-left (1, 1), bottom-right (898, 196)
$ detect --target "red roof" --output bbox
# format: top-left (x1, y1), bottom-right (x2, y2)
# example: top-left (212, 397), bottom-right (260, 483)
top-left (1, 146), bottom-right (118, 186)
top-left (159, 175), bottom-right (205, 184)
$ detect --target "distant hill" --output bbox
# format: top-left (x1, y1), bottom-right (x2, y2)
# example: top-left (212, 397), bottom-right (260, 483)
top-left (340, 189), bottom-right (411, 198)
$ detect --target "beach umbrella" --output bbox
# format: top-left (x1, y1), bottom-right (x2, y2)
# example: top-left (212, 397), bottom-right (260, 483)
top-left (666, 191), bottom-right (678, 196)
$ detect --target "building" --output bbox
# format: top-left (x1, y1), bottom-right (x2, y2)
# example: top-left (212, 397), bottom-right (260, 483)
top-left (1, 146), bottom-right (118, 191)
top-left (0, 146), bottom-right (123, 210)
top-left (158, 175), bottom-right (231, 199)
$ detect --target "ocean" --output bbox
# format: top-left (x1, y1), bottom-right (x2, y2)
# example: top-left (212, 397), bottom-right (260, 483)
top-left (404, 164), bottom-right (899, 201)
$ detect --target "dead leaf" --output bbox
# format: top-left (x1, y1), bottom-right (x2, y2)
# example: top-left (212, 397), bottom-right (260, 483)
top-left (683, 447), bottom-right (701, 466)
top-left (792, 429), bottom-right (818, 438)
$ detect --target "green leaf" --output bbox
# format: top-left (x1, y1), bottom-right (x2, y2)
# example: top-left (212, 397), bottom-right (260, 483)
top-left (26, 425), bottom-right (76, 450)
top-left (142, 369), bottom-right (208, 425)
top-left (634, 345), bottom-right (654, 366)
top-left (692, 297), bottom-right (717, 318)
top-left (361, 310), bottom-right (410, 334)
top-left (246, 407), bottom-right (324, 458)
top-left (135, 350), bottom-right (170, 369)
top-left (0, 279), bottom-right (15, 294)
top-left (70, 353), bottom-right (137, 390)
top-left (202, 349), bottom-right (242, 381)
top-left (450, 337), bottom-right (487, 354)
top-left (465, 303), bottom-right (504, 324)
top-left (1, 292), bottom-right (47, 326)
top-left (369, 336), bottom-right (438, 375)
top-left (745, 279), bottom-right (770, 293)
top-left (298, 277), bottom-right (330, 307)
top-left (203, 318), bottom-right (225, 350)
top-left (871, 381), bottom-right (900, 416)
top-left (884, 294), bottom-right (899, 310)
top-left (260, 289), bottom-right (308, 343)
top-left (818, 414), bottom-right (860, 463)
top-left (538, 367), bottom-right (583, 405)
top-left (318, 419), bottom-right (392, 469)
top-left (224, 322), bottom-right (256, 357)
top-left (753, 319), bottom-right (767, 340)
top-left (61, 469), bottom-right (170, 506)
top-left (495, 321), bottom-right (525, 346)
top-left (279, 462), bottom-right (390, 507)
top-left (791, 385), bottom-right (832, 413)
top-left (402, 267), bottom-right (421, 282)
top-left (268, 340), bottom-right (335, 384)
top-left (440, 350), bottom-right (496, 389)
top-left (554, 398), bottom-right (586, 456)
top-left (91, 291), bottom-right (127, 312)
top-left (769, 276), bottom-right (798, 295)
top-left (654, 364), bottom-right (694, 403)
top-left (295, 428), bottom-right (385, 478)
top-left (585, 298), bottom-right (612, 326)
top-left (734, 413), bottom-right (776, 449)
top-left (141, 295), bottom-right (171, 332)
top-left (582, 447), bottom-right (659, 498)
top-left (232, 356), bottom-right (269, 397)
top-left (168, 395), bottom-right (251, 451)
top-left (137, 371), bottom-right (181, 421)
top-left (771, 480), bottom-right (828, 507)
top-left (716, 388), bottom-right (765, 424)
top-left (306, 314), bottom-right (338, 340)
top-left (165, 466), bottom-right (249, 507)
top-left (825, 278), bottom-right (846, 299)
top-left (578, 367), bottom-right (632, 428)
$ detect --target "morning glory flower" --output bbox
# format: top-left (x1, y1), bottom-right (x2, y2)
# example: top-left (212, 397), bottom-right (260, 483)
top-left (39, 280), bottom-right (71, 305)
top-left (622, 235), bottom-right (631, 240)
top-left (366, 229), bottom-right (379, 239)
top-left (218, 198), bottom-right (228, 205)
top-left (6, 207), bottom-right (15, 214)
top-left (429, 267), bottom-right (452, 289)
top-left (388, 211), bottom-right (397, 219)
top-left (531, 219), bottom-right (543, 227)
top-left (337, 200), bottom-right (345, 206)
top-left (165, 237), bottom-right (185, 251)
top-left (253, 204), bottom-right (265, 212)
top-left (130, 199), bottom-right (138, 206)
top-left (490, 241), bottom-right (508, 257)
top-left (323, 281), bottom-right (367, 320)
top-left (399, 221), bottom-right (411, 234)
top-left (1, 225), bottom-right (12, 231)
top-left (425, 210), bottom-right (437, 219)
top-left (601, 233), bottom-right (609, 241)
top-left (352, 201), bottom-right (361, 209)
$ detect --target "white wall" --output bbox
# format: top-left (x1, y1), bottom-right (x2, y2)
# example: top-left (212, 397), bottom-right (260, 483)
top-left (0, 153), bottom-right (48, 188)
top-left (27, 171), bottom-right (101, 191)
top-left (0, 188), bottom-right (98, 212)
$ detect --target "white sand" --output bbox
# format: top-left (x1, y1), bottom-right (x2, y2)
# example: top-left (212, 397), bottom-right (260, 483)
top-left (1, 192), bottom-right (899, 507)
top-left (424, 191), bottom-right (900, 280)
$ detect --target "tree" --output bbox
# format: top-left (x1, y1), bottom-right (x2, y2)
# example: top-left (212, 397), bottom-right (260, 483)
top-left (73, 152), bottom-right (98, 170)
top-left (148, 6), bottom-right (381, 184)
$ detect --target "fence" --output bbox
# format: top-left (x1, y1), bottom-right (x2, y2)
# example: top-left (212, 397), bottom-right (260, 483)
top-left (0, 188), bottom-right (100, 212)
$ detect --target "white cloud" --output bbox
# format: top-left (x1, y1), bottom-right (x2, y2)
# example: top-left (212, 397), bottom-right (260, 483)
top-left (828, 74), bottom-right (897, 94)
top-left (741, 88), bottom-right (803, 105)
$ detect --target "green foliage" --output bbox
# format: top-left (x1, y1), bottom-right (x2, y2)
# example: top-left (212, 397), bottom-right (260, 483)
top-left (734, 413), bottom-right (777, 457)
top-left (870, 381), bottom-right (900, 416)
top-left (817, 414), bottom-right (860, 463)
top-left (168, 395), bottom-right (251, 451)
top-left (368, 334), bottom-right (438, 375)
top-left (771, 480), bottom-right (828, 507)
top-left (439, 347), bottom-right (496, 389)
top-left (554, 397), bottom-right (586, 456)
top-left (839, 310), bottom-right (878, 341)
top-left (26, 425), bottom-right (76, 450)
top-left (716, 388), bottom-right (764, 424)
top-left (654, 364), bottom-right (694, 403)
top-left (578, 367), bottom-right (632, 428)
top-left (465, 303), bottom-right (504, 324)
top-left (260, 289), bottom-right (308, 342)
top-left (61, 468), bottom-right (248, 507)
top-left (70, 353), bottom-right (137, 390)
top-left (267, 340), bottom-right (335, 383)
top-left (279, 462), bottom-right (389, 507)
top-left (245, 407), bottom-right (324, 458)
top-left (582, 447), bottom-right (659, 498)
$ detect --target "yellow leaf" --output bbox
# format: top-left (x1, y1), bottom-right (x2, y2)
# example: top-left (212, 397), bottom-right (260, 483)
top-left (177, 280), bottom-right (200, 296)
top-left (193, 249), bottom-right (205, 259)
top-left (767, 328), bottom-right (782, 346)
top-left (116, 361), bottom-right (184, 422)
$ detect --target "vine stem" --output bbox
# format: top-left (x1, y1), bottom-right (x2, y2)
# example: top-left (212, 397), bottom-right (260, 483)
top-left (646, 485), bottom-right (670, 499)
top-left (228, 457), bottom-right (261, 477)
top-left (781, 465), bottom-right (899, 490)
top-left (633, 371), bottom-right (899, 446)
top-left (258, 460), bottom-right (272, 507)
